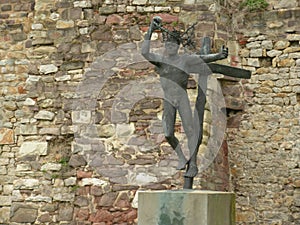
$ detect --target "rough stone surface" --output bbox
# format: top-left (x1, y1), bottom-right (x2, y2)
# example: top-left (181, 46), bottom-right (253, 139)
top-left (34, 110), bottom-right (55, 120)
top-left (0, 128), bottom-right (14, 144)
top-left (39, 64), bottom-right (58, 74)
top-left (11, 204), bottom-right (38, 223)
top-left (19, 142), bottom-right (48, 156)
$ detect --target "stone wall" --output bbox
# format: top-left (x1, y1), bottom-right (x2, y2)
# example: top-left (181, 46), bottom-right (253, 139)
top-left (0, 0), bottom-right (299, 224)
top-left (225, 1), bottom-right (300, 224)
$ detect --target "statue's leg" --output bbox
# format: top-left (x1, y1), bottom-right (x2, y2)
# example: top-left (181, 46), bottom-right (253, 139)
top-left (162, 100), bottom-right (187, 170)
top-left (184, 76), bottom-right (207, 178)
top-left (177, 94), bottom-right (199, 178)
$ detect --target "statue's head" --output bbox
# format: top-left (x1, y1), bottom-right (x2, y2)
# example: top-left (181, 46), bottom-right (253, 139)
top-left (164, 30), bottom-right (181, 56)
top-left (164, 30), bottom-right (181, 45)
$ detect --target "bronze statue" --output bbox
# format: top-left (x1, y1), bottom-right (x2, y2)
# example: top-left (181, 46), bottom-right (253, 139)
top-left (142, 16), bottom-right (228, 179)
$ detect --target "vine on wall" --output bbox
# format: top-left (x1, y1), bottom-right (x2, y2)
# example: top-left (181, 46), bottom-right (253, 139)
top-left (240, 0), bottom-right (268, 11)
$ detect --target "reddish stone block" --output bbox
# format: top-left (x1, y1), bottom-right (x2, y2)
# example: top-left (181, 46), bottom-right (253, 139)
top-left (77, 170), bottom-right (93, 178)
top-left (0, 128), bottom-right (14, 145)
top-left (106, 14), bottom-right (122, 25)
top-left (76, 208), bottom-right (89, 221)
top-left (112, 211), bottom-right (123, 223)
top-left (95, 192), bottom-right (118, 207)
top-left (227, 113), bottom-right (243, 128)
top-left (230, 55), bottom-right (241, 67)
top-left (18, 86), bottom-right (26, 94)
top-left (38, 213), bottom-right (52, 223)
top-left (76, 186), bottom-right (90, 196)
top-left (114, 192), bottom-right (131, 209)
top-left (89, 209), bottom-right (113, 223)
top-left (124, 209), bottom-right (137, 221)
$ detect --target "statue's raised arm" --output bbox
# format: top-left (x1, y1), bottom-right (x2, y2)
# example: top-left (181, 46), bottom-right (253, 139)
top-left (141, 16), bottom-right (163, 66)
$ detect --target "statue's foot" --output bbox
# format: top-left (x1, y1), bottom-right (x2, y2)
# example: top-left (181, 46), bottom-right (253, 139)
top-left (176, 159), bottom-right (188, 170)
top-left (184, 164), bottom-right (198, 178)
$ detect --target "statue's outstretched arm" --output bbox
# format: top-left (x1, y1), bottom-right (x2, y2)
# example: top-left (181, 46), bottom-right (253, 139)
top-left (199, 46), bottom-right (228, 63)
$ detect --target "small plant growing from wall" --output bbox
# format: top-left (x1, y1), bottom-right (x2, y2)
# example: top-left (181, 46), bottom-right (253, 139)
top-left (240, 0), bottom-right (269, 11)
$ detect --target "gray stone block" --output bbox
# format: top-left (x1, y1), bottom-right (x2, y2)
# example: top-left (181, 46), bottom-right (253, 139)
top-left (138, 190), bottom-right (235, 225)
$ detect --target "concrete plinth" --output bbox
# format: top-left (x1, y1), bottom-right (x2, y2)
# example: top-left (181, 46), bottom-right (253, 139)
top-left (138, 190), bottom-right (235, 225)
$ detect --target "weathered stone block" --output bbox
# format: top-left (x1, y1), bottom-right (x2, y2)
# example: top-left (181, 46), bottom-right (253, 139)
top-left (34, 110), bottom-right (55, 120)
top-left (39, 127), bottom-right (60, 135)
top-left (289, 52), bottom-right (300, 58)
top-left (246, 41), bottom-right (261, 49)
top-left (250, 48), bottom-right (263, 57)
top-left (0, 128), bottom-right (14, 145)
top-left (64, 177), bottom-right (77, 186)
top-left (97, 124), bottom-right (116, 138)
top-left (261, 40), bottom-right (273, 50)
top-left (287, 34), bottom-right (300, 41)
top-left (130, 25), bottom-right (142, 40)
top-left (278, 58), bottom-right (295, 67)
top-left (273, 0), bottom-right (298, 9)
top-left (267, 49), bottom-right (282, 57)
top-left (247, 58), bottom-right (260, 67)
top-left (74, 1), bottom-right (92, 8)
top-left (39, 64), bottom-right (58, 74)
top-left (56, 20), bottom-right (75, 29)
top-left (60, 61), bottom-right (84, 70)
top-left (96, 192), bottom-right (118, 207)
top-left (20, 124), bottom-right (38, 135)
top-left (99, 6), bottom-right (117, 14)
top-left (0, 196), bottom-right (12, 206)
top-left (10, 204), bottom-right (38, 223)
top-left (138, 190), bottom-right (235, 225)
top-left (0, 166), bottom-right (7, 175)
top-left (0, 207), bottom-right (10, 223)
top-left (58, 205), bottom-right (74, 221)
top-left (19, 142), bottom-right (48, 156)
top-left (26, 195), bottom-right (52, 203)
top-left (132, 0), bottom-right (147, 5)
top-left (81, 178), bottom-right (108, 186)
top-left (41, 163), bottom-right (62, 171)
top-left (116, 123), bottom-right (134, 137)
top-left (13, 178), bottom-right (40, 189)
top-left (53, 187), bottom-right (75, 202)
top-left (72, 110), bottom-right (91, 124)
top-left (68, 154), bottom-right (87, 167)
top-left (274, 40), bottom-right (290, 50)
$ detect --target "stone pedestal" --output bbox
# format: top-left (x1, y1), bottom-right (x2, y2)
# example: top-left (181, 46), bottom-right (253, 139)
top-left (138, 190), bottom-right (235, 225)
